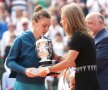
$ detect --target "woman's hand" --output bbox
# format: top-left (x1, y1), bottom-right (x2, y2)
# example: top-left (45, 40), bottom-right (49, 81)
top-left (34, 67), bottom-right (48, 77)
top-left (25, 67), bottom-right (37, 78)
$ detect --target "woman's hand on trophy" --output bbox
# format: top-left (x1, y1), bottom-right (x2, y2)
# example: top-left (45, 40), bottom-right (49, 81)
top-left (25, 67), bottom-right (37, 78)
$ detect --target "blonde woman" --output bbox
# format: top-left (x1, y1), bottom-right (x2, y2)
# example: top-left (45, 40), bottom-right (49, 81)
top-left (35, 3), bottom-right (100, 90)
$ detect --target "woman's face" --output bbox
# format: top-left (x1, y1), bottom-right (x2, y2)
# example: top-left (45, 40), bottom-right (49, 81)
top-left (60, 12), bottom-right (67, 32)
top-left (33, 17), bottom-right (51, 36)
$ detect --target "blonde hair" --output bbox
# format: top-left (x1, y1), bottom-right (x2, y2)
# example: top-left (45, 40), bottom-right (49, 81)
top-left (61, 3), bottom-right (90, 37)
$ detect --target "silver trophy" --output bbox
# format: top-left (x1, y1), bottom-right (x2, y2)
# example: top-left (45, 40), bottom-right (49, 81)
top-left (33, 36), bottom-right (60, 75)
top-left (36, 36), bottom-right (53, 67)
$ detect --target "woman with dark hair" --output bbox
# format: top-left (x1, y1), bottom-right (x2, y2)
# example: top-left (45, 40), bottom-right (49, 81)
top-left (6, 5), bottom-right (51, 90)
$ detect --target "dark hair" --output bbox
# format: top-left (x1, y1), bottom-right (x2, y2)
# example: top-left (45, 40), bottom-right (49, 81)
top-left (32, 5), bottom-right (51, 22)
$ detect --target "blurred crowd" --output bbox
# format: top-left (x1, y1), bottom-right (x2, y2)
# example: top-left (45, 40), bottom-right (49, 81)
top-left (0, 0), bottom-right (108, 90)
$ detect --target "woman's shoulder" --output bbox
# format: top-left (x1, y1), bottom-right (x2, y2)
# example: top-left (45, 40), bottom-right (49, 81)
top-left (14, 30), bottom-right (32, 43)
top-left (73, 31), bottom-right (85, 40)
top-left (74, 31), bottom-right (92, 39)
top-left (73, 31), bottom-right (94, 45)
top-left (17, 30), bottom-right (32, 38)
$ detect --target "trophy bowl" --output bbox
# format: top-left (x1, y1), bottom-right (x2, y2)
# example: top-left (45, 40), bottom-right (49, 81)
top-left (35, 36), bottom-right (60, 75)
top-left (36, 36), bottom-right (53, 67)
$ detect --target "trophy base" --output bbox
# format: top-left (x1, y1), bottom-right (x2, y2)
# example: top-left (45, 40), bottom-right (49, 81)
top-left (40, 61), bottom-right (52, 67)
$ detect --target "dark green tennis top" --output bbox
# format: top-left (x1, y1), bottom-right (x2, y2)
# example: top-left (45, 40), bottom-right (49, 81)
top-left (6, 30), bottom-right (45, 84)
